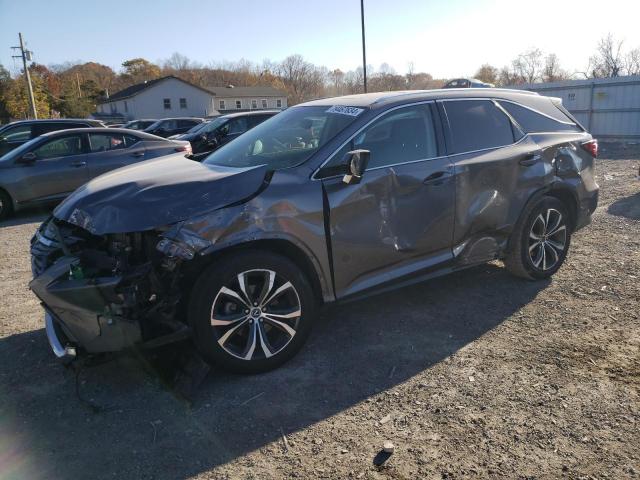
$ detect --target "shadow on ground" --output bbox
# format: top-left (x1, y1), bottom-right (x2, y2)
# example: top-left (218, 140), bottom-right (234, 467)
top-left (607, 192), bottom-right (640, 220)
top-left (0, 208), bottom-right (49, 228)
top-left (0, 264), bottom-right (547, 480)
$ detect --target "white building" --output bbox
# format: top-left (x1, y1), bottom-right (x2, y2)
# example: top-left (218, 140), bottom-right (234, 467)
top-left (96, 76), bottom-right (287, 121)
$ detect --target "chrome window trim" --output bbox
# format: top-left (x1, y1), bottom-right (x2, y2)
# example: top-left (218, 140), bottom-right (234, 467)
top-left (312, 100), bottom-right (438, 180)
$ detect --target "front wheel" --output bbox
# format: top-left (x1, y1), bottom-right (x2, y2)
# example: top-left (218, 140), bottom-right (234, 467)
top-left (188, 251), bottom-right (316, 373)
top-left (505, 196), bottom-right (572, 280)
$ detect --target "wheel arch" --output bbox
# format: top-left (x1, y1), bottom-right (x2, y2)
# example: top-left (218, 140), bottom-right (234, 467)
top-left (183, 237), bottom-right (332, 306)
top-left (0, 186), bottom-right (15, 215)
top-left (507, 183), bottom-right (578, 252)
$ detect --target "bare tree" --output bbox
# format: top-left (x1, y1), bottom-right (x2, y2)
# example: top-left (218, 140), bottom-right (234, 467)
top-left (542, 53), bottom-right (569, 82)
top-left (277, 54), bottom-right (325, 104)
top-left (474, 64), bottom-right (499, 84)
top-left (512, 48), bottom-right (544, 84)
top-left (584, 34), bottom-right (625, 78)
top-left (626, 47), bottom-right (640, 76)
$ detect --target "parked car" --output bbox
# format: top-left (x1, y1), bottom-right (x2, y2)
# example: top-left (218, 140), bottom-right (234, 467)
top-left (143, 117), bottom-right (205, 137)
top-left (122, 119), bottom-right (157, 131)
top-left (174, 110), bottom-right (279, 160)
top-left (30, 89), bottom-right (599, 374)
top-left (443, 78), bottom-right (495, 88)
top-left (168, 120), bottom-right (210, 139)
top-left (0, 128), bottom-right (190, 219)
top-left (0, 119), bottom-right (105, 157)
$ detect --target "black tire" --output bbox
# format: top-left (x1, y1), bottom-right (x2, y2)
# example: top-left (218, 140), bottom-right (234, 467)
top-left (0, 190), bottom-right (13, 220)
top-left (188, 250), bottom-right (316, 374)
top-left (505, 196), bottom-right (572, 280)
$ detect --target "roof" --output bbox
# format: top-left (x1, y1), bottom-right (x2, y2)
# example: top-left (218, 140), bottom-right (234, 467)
top-left (39, 127), bottom-right (178, 141)
top-left (299, 88), bottom-right (540, 109)
top-left (206, 86), bottom-right (286, 97)
top-left (100, 76), bottom-right (287, 104)
top-left (100, 76), bottom-right (215, 103)
top-left (1, 118), bottom-right (102, 127)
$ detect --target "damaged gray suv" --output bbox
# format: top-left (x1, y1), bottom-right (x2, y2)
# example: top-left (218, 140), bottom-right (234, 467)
top-left (30, 89), bottom-right (599, 373)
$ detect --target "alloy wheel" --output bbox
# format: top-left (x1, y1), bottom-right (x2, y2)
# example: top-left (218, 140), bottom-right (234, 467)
top-left (210, 269), bottom-right (302, 361)
top-left (528, 208), bottom-right (567, 271)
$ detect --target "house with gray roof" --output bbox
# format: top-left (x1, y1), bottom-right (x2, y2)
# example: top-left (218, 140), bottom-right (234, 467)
top-left (95, 76), bottom-right (287, 121)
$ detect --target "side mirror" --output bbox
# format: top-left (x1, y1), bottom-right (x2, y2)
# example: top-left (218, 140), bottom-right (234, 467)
top-left (342, 149), bottom-right (370, 185)
top-left (18, 152), bottom-right (37, 164)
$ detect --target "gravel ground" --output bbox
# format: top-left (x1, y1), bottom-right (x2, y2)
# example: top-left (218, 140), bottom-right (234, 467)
top-left (0, 157), bottom-right (638, 480)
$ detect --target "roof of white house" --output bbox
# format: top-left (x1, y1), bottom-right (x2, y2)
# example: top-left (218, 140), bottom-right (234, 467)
top-left (100, 76), bottom-right (286, 104)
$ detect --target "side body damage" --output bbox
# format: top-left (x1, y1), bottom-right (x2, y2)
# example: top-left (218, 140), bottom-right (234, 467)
top-left (29, 88), bottom-right (599, 363)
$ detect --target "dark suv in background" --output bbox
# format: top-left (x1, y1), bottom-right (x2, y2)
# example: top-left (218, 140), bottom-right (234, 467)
top-left (0, 119), bottom-right (105, 156)
top-left (30, 89), bottom-right (598, 374)
top-left (174, 110), bottom-right (279, 159)
top-left (143, 117), bottom-right (204, 137)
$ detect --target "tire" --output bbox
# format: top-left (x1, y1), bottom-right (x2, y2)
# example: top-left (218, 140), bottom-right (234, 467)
top-left (188, 250), bottom-right (316, 374)
top-left (0, 190), bottom-right (13, 221)
top-left (505, 196), bottom-right (572, 280)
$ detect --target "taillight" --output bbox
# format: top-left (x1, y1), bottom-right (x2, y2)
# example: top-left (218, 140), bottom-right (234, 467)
top-left (175, 142), bottom-right (192, 155)
top-left (581, 139), bottom-right (598, 158)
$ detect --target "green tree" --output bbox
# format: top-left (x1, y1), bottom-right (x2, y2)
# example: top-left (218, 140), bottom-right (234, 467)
top-left (0, 64), bottom-right (11, 122)
top-left (1, 73), bottom-right (50, 119)
top-left (121, 58), bottom-right (161, 85)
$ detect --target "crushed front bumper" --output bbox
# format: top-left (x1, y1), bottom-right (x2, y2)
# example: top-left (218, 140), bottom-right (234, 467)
top-left (30, 255), bottom-right (142, 356)
top-left (45, 310), bottom-right (76, 362)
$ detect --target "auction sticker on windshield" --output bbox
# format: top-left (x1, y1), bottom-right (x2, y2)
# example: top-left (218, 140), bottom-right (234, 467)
top-left (326, 105), bottom-right (364, 116)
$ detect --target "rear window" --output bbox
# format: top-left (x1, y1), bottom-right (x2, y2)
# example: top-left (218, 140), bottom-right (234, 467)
top-left (499, 101), bottom-right (581, 133)
top-left (444, 100), bottom-right (516, 153)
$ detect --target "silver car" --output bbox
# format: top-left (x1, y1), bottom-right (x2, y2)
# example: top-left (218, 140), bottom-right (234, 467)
top-left (0, 128), bottom-right (191, 219)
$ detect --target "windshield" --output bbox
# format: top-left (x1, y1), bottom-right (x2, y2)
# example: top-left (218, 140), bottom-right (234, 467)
top-left (200, 117), bottom-right (228, 134)
top-left (203, 106), bottom-right (363, 170)
top-left (0, 136), bottom-right (43, 162)
top-left (144, 120), bottom-right (164, 131)
top-left (185, 121), bottom-right (210, 134)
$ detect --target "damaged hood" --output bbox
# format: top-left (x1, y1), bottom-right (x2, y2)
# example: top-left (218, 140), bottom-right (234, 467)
top-left (54, 154), bottom-right (269, 234)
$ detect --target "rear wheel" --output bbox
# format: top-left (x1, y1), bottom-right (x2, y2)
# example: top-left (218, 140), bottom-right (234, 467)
top-left (505, 196), bottom-right (571, 280)
top-left (0, 190), bottom-right (13, 220)
top-left (188, 250), bottom-right (316, 373)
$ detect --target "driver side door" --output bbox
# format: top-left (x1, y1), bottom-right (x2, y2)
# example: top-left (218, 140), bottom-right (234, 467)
top-left (320, 103), bottom-right (456, 298)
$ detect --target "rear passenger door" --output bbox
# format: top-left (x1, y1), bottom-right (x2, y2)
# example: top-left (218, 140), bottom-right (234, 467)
top-left (321, 102), bottom-right (455, 298)
top-left (87, 132), bottom-right (145, 178)
top-left (440, 99), bottom-right (545, 263)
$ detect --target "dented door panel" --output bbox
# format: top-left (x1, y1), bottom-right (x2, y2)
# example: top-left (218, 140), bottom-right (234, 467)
top-left (451, 136), bottom-right (547, 264)
top-left (323, 156), bottom-right (455, 298)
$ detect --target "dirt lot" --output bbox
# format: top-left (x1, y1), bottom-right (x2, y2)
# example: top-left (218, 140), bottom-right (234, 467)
top-left (1, 155), bottom-right (638, 480)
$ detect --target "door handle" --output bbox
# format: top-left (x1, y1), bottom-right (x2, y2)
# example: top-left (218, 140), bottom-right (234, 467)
top-left (423, 170), bottom-right (451, 185)
top-left (70, 161), bottom-right (86, 167)
top-left (131, 151), bottom-right (145, 158)
top-left (519, 152), bottom-right (542, 166)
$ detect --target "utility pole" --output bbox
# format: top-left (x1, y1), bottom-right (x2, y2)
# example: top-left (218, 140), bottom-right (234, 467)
top-left (360, 0), bottom-right (367, 93)
top-left (11, 33), bottom-right (37, 118)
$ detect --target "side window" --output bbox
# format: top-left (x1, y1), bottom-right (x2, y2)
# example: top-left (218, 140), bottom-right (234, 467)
top-left (261, 99), bottom-right (268, 108)
top-left (163, 98), bottom-right (171, 110)
top-left (499, 101), bottom-right (581, 133)
top-left (163, 119), bottom-right (177, 130)
top-left (354, 104), bottom-right (438, 169)
top-left (89, 133), bottom-right (127, 152)
top-left (235, 100), bottom-right (242, 110)
top-left (179, 98), bottom-right (187, 109)
top-left (227, 117), bottom-right (248, 135)
top-left (219, 100), bottom-right (226, 110)
top-left (444, 100), bottom-right (515, 153)
top-left (1, 124), bottom-right (32, 142)
top-left (124, 135), bottom-right (140, 147)
top-left (178, 119), bottom-right (196, 128)
top-left (34, 135), bottom-right (83, 159)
